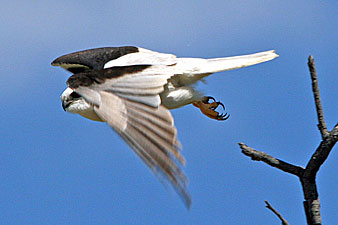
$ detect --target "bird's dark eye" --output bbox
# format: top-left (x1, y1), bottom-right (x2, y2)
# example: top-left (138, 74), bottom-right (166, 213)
top-left (70, 92), bottom-right (81, 99)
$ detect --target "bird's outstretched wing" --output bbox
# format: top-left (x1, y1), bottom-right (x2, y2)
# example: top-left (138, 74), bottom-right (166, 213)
top-left (67, 64), bottom-right (191, 207)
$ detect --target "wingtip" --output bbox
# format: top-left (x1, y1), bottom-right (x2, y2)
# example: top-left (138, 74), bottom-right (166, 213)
top-left (50, 61), bottom-right (59, 66)
top-left (181, 190), bottom-right (192, 210)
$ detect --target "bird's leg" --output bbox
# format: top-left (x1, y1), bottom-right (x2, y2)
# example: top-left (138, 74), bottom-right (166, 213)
top-left (192, 96), bottom-right (230, 121)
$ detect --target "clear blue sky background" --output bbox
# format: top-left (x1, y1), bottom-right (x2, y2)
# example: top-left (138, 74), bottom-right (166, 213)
top-left (1, 1), bottom-right (337, 224)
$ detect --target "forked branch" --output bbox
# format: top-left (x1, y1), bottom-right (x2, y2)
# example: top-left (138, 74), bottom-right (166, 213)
top-left (238, 56), bottom-right (338, 225)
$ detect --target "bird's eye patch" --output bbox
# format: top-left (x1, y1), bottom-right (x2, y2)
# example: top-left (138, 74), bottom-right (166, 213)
top-left (70, 92), bottom-right (81, 98)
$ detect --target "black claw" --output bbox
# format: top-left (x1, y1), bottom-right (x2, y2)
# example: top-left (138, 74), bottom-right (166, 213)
top-left (224, 114), bottom-right (231, 120)
top-left (204, 96), bottom-right (216, 103)
top-left (211, 101), bottom-right (225, 111)
top-left (217, 102), bottom-right (225, 110)
top-left (217, 112), bottom-right (230, 121)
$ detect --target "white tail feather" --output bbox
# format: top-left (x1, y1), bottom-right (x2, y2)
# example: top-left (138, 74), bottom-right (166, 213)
top-left (206, 50), bottom-right (278, 72)
top-left (173, 50), bottom-right (278, 85)
top-left (176, 50), bottom-right (278, 74)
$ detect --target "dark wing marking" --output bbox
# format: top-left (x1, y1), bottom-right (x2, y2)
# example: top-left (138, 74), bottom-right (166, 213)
top-left (67, 65), bottom-right (152, 88)
top-left (67, 65), bottom-right (175, 107)
top-left (51, 46), bottom-right (139, 73)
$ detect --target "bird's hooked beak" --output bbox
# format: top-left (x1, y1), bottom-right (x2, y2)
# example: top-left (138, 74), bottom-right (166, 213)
top-left (60, 87), bottom-right (76, 112)
top-left (62, 100), bottom-right (71, 111)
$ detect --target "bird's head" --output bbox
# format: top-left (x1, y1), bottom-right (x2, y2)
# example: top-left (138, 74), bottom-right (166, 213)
top-left (60, 88), bottom-right (103, 122)
top-left (61, 88), bottom-right (90, 113)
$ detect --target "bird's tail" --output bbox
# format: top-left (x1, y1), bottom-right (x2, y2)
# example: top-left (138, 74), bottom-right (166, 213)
top-left (205, 50), bottom-right (278, 73)
top-left (175, 50), bottom-right (278, 84)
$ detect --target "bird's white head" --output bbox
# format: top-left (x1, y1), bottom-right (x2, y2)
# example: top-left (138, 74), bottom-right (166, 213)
top-left (60, 88), bottom-right (91, 113)
top-left (60, 88), bottom-right (103, 121)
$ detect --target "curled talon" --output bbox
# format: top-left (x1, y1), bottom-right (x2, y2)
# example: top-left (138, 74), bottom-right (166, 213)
top-left (217, 113), bottom-right (230, 121)
top-left (203, 96), bottom-right (216, 104)
top-left (192, 96), bottom-right (230, 121)
top-left (217, 102), bottom-right (225, 110)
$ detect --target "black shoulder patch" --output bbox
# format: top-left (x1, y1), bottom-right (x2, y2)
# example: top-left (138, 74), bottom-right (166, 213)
top-left (52, 46), bottom-right (139, 72)
top-left (67, 65), bottom-right (151, 88)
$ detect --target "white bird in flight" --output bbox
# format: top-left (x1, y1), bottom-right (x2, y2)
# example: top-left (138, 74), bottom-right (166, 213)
top-left (52, 46), bottom-right (278, 208)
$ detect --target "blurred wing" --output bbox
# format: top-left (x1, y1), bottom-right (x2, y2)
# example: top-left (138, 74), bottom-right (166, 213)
top-left (67, 65), bottom-right (191, 207)
top-left (95, 92), bottom-right (190, 207)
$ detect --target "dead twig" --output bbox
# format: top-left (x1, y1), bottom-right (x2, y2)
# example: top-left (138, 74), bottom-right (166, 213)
top-left (308, 55), bottom-right (329, 139)
top-left (265, 200), bottom-right (290, 225)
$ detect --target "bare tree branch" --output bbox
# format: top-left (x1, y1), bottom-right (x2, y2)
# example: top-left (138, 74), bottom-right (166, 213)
top-left (238, 56), bottom-right (337, 225)
top-left (303, 125), bottom-right (338, 179)
top-left (238, 143), bottom-right (304, 177)
top-left (301, 125), bottom-right (338, 225)
top-left (265, 200), bottom-right (290, 225)
top-left (308, 55), bottom-right (329, 139)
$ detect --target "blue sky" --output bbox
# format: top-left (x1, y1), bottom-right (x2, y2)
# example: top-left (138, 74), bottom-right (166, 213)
top-left (1, 1), bottom-right (337, 224)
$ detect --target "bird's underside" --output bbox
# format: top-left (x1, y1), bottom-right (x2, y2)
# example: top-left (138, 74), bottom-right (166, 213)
top-left (52, 46), bottom-right (278, 208)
